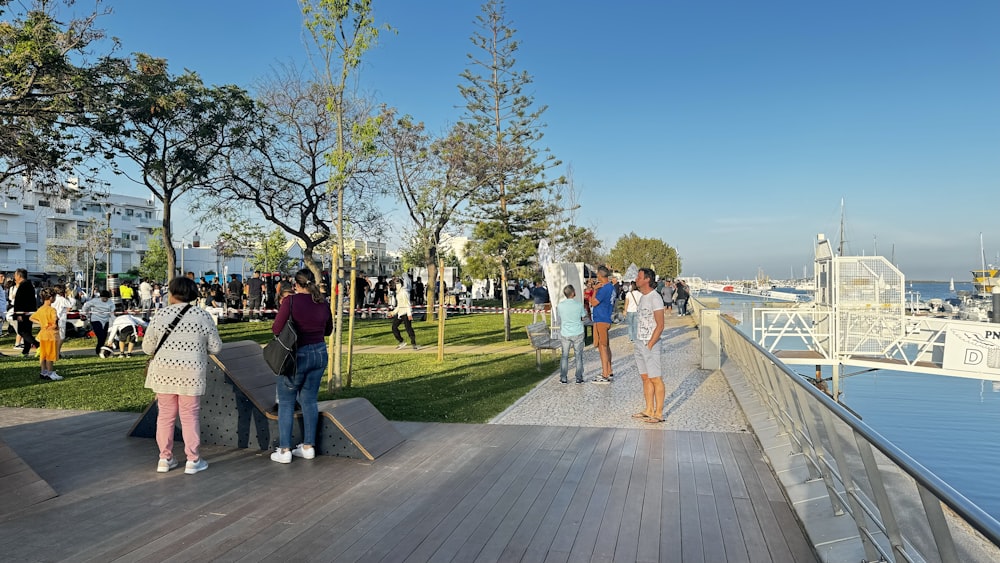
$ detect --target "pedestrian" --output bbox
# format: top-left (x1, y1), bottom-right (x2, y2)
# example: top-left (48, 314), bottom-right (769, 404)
top-left (374, 275), bottom-right (390, 307)
top-left (556, 285), bottom-right (587, 384)
top-left (119, 282), bottom-right (134, 312)
top-left (247, 271), bottom-right (264, 321)
top-left (413, 276), bottom-right (424, 306)
top-left (0, 273), bottom-right (7, 338)
top-left (624, 281), bottom-right (641, 343)
top-left (660, 279), bottom-right (675, 312)
top-left (589, 266), bottom-right (615, 384)
top-left (530, 280), bottom-right (550, 324)
top-left (354, 273), bottom-right (370, 317)
top-left (139, 278), bottom-right (154, 316)
top-left (12, 269), bottom-right (38, 356)
top-left (675, 279), bottom-right (690, 316)
top-left (143, 276), bottom-right (223, 474)
top-left (631, 268), bottom-right (666, 423)
top-left (107, 312), bottom-right (148, 357)
top-left (51, 284), bottom-right (73, 358)
top-left (28, 289), bottom-right (62, 381)
top-left (388, 277), bottom-right (418, 351)
top-left (271, 269), bottom-right (332, 464)
top-left (82, 290), bottom-right (116, 356)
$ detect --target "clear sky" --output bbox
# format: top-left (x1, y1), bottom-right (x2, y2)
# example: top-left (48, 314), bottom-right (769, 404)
top-left (95, 0), bottom-right (1000, 281)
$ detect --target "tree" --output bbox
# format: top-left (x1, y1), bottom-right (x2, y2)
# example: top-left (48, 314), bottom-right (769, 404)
top-left (459, 0), bottom-right (563, 340)
top-left (45, 243), bottom-right (78, 280)
top-left (607, 233), bottom-right (681, 278)
top-left (0, 0), bottom-right (123, 190)
top-left (204, 63), bottom-right (383, 284)
top-left (301, 0), bottom-right (390, 390)
top-left (554, 224), bottom-right (606, 266)
top-left (139, 228), bottom-right (169, 281)
top-left (382, 110), bottom-right (478, 321)
top-left (90, 54), bottom-right (256, 285)
top-left (252, 227), bottom-right (294, 274)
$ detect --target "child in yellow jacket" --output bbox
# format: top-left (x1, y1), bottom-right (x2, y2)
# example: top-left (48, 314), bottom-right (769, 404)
top-left (28, 289), bottom-right (62, 381)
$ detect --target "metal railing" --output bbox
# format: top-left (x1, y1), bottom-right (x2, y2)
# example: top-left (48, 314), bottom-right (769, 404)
top-left (716, 311), bottom-right (1000, 562)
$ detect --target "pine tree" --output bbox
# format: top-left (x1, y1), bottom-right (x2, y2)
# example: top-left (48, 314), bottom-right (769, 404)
top-left (459, 0), bottom-right (562, 340)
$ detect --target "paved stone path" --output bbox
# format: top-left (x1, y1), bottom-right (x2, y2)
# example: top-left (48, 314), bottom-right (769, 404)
top-left (491, 314), bottom-right (749, 432)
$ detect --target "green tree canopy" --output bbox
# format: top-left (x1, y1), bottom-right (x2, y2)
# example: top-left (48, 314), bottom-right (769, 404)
top-left (0, 0), bottom-right (124, 189)
top-left (139, 228), bottom-right (169, 281)
top-left (91, 53), bottom-right (257, 282)
top-left (607, 233), bottom-right (681, 279)
top-left (251, 228), bottom-right (294, 274)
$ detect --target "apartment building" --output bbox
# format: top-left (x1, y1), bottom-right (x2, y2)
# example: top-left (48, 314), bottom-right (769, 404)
top-left (0, 182), bottom-right (161, 279)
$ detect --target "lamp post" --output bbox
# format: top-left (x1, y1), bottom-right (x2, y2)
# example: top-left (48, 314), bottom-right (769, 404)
top-left (105, 211), bottom-right (112, 283)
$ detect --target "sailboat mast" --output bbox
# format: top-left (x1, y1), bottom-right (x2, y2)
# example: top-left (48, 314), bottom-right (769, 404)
top-left (837, 198), bottom-right (846, 256)
top-left (981, 233), bottom-right (987, 272)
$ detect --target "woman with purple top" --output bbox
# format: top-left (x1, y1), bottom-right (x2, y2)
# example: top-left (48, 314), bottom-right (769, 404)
top-left (270, 269), bottom-right (332, 464)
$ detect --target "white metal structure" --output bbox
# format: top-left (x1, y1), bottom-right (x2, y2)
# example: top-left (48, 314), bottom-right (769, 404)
top-left (754, 234), bottom-right (1000, 397)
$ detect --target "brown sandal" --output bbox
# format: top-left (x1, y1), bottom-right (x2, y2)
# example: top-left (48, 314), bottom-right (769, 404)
top-left (631, 412), bottom-right (650, 419)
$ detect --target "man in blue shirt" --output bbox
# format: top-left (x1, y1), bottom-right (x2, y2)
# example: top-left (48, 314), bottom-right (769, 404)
top-left (556, 285), bottom-right (587, 383)
top-left (530, 280), bottom-right (550, 324)
top-left (589, 266), bottom-right (615, 384)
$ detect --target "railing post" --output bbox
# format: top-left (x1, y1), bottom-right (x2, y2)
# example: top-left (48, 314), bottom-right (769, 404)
top-left (700, 309), bottom-right (721, 370)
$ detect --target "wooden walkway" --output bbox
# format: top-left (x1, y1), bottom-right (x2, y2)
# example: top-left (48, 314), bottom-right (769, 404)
top-left (0, 408), bottom-right (816, 562)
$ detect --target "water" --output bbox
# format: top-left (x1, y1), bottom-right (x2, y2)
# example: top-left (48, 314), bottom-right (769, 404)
top-left (705, 281), bottom-right (1000, 519)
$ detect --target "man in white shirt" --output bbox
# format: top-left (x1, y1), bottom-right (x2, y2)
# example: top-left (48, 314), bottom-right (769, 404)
top-left (632, 268), bottom-right (666, 424)
top-left (138, 278), bottom-right (154, 317)
top-left (106, 313), bottom-right (148, 358)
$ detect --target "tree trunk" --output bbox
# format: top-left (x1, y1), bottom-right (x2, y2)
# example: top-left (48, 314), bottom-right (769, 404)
top-left (161, 196), bottom-right (176, 282)
top-left (425, 245), bottom-right (438, 322)
top-left (500, 265), bottom-right (511, 341)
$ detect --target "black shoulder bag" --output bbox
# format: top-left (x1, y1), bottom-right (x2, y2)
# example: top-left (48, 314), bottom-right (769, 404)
top-left (144, 304), bottom-right (193, 377)
top-left (263, 297), bottom-right (297, 376)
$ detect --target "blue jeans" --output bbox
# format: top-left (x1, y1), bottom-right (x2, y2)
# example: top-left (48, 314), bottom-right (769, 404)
top-left (277, 342), bottom-right (327, 449)
top-left (625, 312), bottom-right (638, 342)
top-left (675, 298), bottom-right (687, 315)
top-left (560, 333), bottom-right (585, 383)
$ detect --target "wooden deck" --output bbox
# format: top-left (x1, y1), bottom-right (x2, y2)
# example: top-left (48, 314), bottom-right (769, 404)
top-left (0, 409), bottom-right (817, 562)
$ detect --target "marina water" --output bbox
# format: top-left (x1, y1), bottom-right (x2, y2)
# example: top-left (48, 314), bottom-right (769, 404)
top-left (709, 281), bottom-right (1000, 520)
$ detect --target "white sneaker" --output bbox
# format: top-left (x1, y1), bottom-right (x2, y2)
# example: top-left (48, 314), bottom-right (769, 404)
top-left (270, 448), bottom-right (292, 464)
top-left (184, 458), bottom-right (208, 474)
top-left (395, 342), bottom-right (408, 350)
top-left (47, 372), bottom-right (63, 381)
top-left (291, 444), bottom-right (315, 459)
top-left (157, 457), bottom-right (178, 473)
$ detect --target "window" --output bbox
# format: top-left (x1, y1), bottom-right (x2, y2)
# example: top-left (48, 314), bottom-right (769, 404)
top-left (38, 200), bottom-right (51, 207)
top-left (25, 222), bottom-right (38, 243)
top-left (53, 222), bottom-right (68, 237)
top-left (0, 248), bottom-right (6, 262)
top-left (23, 204), bottom-right (34, 210)
top-left (25, 249), bottom-right (38, 266)
top-left (0, 219), bottom-right (6, 235)
top-left (126, 208), bottom-right (134, 216)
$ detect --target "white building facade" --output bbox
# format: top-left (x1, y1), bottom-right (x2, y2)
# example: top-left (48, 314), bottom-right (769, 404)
top-left (0, 183), bottom-right (160, 280)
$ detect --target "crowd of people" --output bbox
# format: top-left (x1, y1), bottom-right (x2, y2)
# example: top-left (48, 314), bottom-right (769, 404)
top-left (2, 262), bottom-right (696, 473)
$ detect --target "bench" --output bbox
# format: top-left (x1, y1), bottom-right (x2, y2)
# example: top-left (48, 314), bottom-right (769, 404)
top-left (526, 322), bottom-right (560, 370)
top-left (129, 340), bottom-right (404, 460)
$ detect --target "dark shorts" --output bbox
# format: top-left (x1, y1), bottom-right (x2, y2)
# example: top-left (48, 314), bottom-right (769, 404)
top-left (117, 326), bottom-right (137, 343)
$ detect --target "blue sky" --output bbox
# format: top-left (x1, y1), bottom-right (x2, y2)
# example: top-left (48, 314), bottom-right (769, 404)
top-left (96, 0), bottom-right (1000, 281)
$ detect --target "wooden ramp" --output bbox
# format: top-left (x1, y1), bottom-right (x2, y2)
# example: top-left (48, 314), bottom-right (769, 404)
top-left (129, 340), bottom-right (404, 461)
top-left (0, 434), bottom-right (57, 517)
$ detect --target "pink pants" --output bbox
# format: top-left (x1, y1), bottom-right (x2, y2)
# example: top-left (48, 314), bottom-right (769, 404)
top-left (156, 393), bottom-right (201, 461)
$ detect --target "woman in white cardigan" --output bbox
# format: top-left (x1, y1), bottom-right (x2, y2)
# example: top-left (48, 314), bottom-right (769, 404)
top-left (143, 277), bottom-right (223, 475)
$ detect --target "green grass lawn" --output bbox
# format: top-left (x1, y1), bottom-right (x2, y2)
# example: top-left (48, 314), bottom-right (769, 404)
top-left (0, 311), bottom-right (557, 423)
